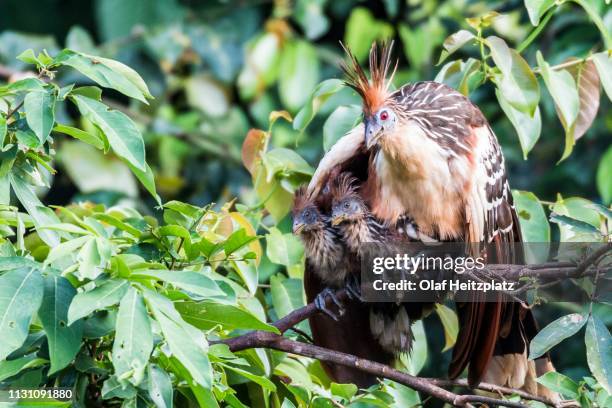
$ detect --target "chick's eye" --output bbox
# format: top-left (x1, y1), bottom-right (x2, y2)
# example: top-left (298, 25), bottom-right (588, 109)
top-left (380, 110), bottom-right (389, 121)
top-left (303, 210), bottom-right (310, 218)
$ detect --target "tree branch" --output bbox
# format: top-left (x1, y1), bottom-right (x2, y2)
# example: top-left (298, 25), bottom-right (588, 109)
top-left (215, 251), bottom-right (612, 406)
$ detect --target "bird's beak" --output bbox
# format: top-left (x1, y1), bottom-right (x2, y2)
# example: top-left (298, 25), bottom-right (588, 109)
top-left (292, 222), bottom-right (305, 234)
top-left (365, 119), bottom-right (382, 149)
top-left (331, 215), bottom-right (345, 226)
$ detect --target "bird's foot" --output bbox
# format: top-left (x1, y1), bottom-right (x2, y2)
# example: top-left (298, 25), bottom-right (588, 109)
top-left (314, 288), bottom-right (345, 321)
top-left (345, 275), bottom-right (364, 302)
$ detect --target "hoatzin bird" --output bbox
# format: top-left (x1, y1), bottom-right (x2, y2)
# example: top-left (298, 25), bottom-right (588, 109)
top-left (292, 187), bottom-right (393, 387)
top-left (303, 42), bottom-right (557, 399)
top-left (329, 174), bottom-right (433, 355)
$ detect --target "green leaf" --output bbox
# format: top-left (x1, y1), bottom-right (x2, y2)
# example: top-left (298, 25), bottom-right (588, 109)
top-left (537, 371), bottom-right (580, 399)
top-left (550, 213), bottom-right (601, 236)
top-left (131, 270), bottom-right (222, 298)
top-left (145, 291), bottom-right (212, 388)
top-left (323, 105), bottom-right (361, 152)
top-left (53, 124), bottom-right (104, 150)
top-left (512, 191), bottom-right (550, 242)
top-left (279, 40), bottom-right (320, 112)
top-left (487, 36), bottom-right (540, 115)
top-left (386, 382), bottom-right (421, 408)
top-left (71, 94), bottom-right (146, 171)
top-left (404, 320), bottom-right (428, 375)
top-left (237, 33), bottom-right (281, 100)
top-left (0, 115), bottom-right (7, 144)
top-left (585, 316), bottom-right (612, 393)
top-left (552, 197), bottom-right (602, 242)
top-left (9, 172), bottom-right (62, 247)
top-left (262, 148), bottom-right (313, 180)
top-left (71, 85), bottom-right (103, 100)
top-left (597, 146), bottom-right (612, 205)
top-left (571, 0), bottom-right (611, 48)
top-left (125, 160), bottom-right (161, 205)
top-left (92, 213), bottom-right (142, 237)
top-left (434, 58), bottom-right (482, 96)
top-left (270, 275), bottom-right (305, 322)
top-left (67, 279), bottom-right (129, 325)
top-left (536, 52), bottom-right (580, 161)
top-left (0, 267), bottom-right (44, 360)
top-left (147, 364), bottom-right (173, 408)
top-left (113, 287), bottom-right (153, 386)
top-left (0, 354), bottom-right (47, 382)
top-left (592, 52), bottom-right (612, 102)
top-left (55, 50), bottom-right (151, 103)
top-left (221, 362), bottom-right (277, 391)
top-left (223, 228), bottom-right (258, 256)
top-left (398, 20), bottom-right (445, 69)
top-left (230, 259), bottom-right (259, 295)
top-left (38, 275), bottom-right (83, 374)
top-left (77, 237), bottom-right (104, 280)
top-left (529, 313), bottom-right (587, 359)
top-left (16, 48), bottom-right (40, 65)
top-left (524, 0), bottom-right (555, 25)
top-left (435, 304), bottom-right (458, 352)
top-left (176, 301), bottom-right (279, 333)
top-left (330, 383), bottom-right (358, 400)
top-left (293, 0), bottom-right (329, 40)
top-left (293, 79), bottom-right (344, 131)
top-left (266, 227), bottom-right (304, 269)
top-left (0, 78), bottom-right (45, 96)
top-left (438, 30), bottom-right (475, 64)
top-left (496, 89), bottom-right (542, 158)
top-left (24, 88), bottom-right (56, 145)
top-left (344, 8), bottom-right (394, 62)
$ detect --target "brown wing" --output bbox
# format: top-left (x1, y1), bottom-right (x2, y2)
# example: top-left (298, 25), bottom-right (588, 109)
top-left (304, 260), bottom-right (393, 387)
top-left (307, 125), bottom-right (371, 199)
top-left (449, 125), bottom-right (547, 390)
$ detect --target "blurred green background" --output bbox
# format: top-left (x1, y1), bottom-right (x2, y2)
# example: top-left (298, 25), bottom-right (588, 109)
top-left (1, 0), bottom-right (610, 387)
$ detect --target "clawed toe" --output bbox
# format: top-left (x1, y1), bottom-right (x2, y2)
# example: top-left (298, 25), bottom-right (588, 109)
top-left (345, 275), bottom-right (364, 302)
top-left (314, 288), bottom-right (344, 321)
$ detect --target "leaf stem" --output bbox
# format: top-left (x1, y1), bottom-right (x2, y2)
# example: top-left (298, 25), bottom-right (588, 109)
top-left (517, 7), bottom-right (556, 53)
top-left (532, 55), bottom-right (591, 74)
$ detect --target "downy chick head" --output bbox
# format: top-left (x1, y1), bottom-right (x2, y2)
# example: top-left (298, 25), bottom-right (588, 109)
top-left (292, 186), bottom-right (326, 234)
top-left (330, 174), bottom-right (368, 226)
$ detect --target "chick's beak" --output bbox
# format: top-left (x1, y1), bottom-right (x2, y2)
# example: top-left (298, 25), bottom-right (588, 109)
top-left (292, 221), bottom-right (305, 234)
top-left (331, 214), bottom-right (345, 226)
top-left (365, 118), bottom-right (382, 149)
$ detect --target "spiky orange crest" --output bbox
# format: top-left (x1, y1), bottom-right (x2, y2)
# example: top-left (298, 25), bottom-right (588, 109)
top-left (330, 173), bottom-right (360, 203)
top-left (340, 41), bottom-right (397, 116)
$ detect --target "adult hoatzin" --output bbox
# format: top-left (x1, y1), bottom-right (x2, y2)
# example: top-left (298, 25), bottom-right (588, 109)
top-left (301, 42), bottom-right (557, 398)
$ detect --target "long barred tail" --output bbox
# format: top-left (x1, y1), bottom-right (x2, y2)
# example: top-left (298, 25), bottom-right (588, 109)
top-left (478, 305), bottom-right (559, 402)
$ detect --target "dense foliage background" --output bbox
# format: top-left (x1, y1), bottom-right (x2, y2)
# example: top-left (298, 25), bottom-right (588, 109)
top-left (0, 0), bottom-right (610, 407)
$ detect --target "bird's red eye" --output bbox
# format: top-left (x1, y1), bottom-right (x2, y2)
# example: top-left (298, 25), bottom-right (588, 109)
top-left (380, 110), bottom-right (389, 121)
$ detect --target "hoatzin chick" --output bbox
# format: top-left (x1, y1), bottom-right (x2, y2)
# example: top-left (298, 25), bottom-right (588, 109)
top-left (292, 186), bottom-right (393, 387)
top-left (329, 174), bottom-right (433, 355)
top-left (306, 42), bottom-right (557, 400)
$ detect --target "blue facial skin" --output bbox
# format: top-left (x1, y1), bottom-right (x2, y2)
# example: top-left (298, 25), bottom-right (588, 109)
top-left (292, 206), bottom-right (319, 234)
top-left (365, 108), bottom-right (397, 148)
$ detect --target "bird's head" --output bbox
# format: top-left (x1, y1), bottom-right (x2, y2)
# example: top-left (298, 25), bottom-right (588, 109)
top-left (292, 205), bottom-right (324, 234)
top-left (292, 186), bottom-right (325, 234)
top-left (341, 41), bottom-right (398, 150)
top-left (331, 196), bottom-right (368, 225)
top-left (329, 174), bottom-right (367, 225)
top-left (364, 106), bottom-right (398, 149)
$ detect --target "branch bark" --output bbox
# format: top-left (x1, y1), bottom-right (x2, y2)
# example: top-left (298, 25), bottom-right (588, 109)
top-left (216, 250), bottom-right (611, 407)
